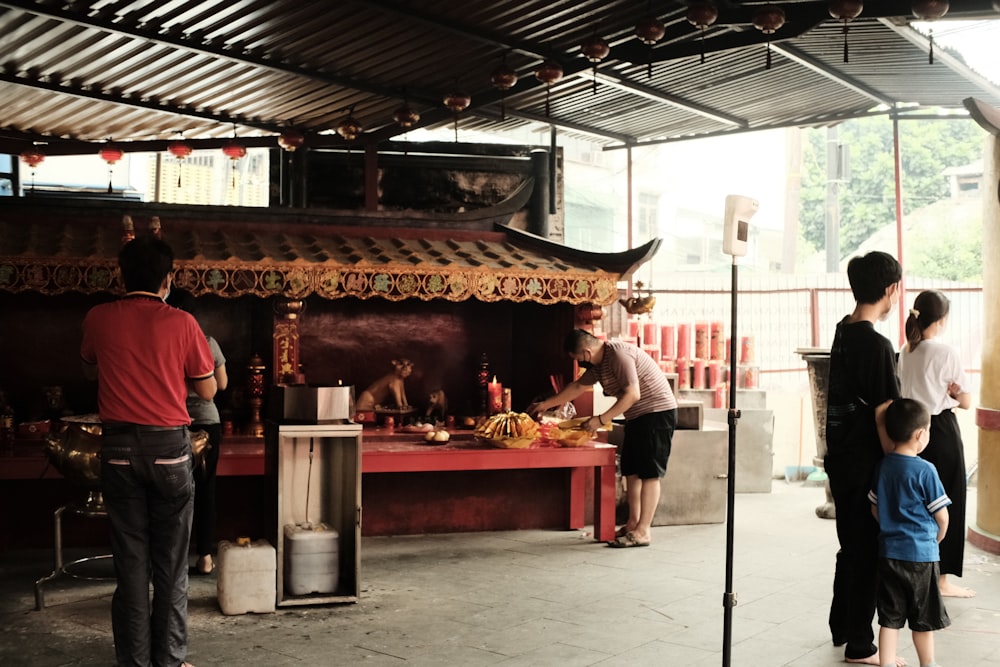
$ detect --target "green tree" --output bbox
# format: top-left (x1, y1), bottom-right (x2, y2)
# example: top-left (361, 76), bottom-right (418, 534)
top-left (799, 115), bottom-right (983, 269)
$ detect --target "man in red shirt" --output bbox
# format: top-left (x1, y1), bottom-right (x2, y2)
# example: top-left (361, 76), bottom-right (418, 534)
top-left (81, 236), bottom-right (216, 667)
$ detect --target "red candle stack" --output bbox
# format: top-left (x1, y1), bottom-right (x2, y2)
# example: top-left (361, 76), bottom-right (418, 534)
top-left (710, 321), bottom-right (725, 361)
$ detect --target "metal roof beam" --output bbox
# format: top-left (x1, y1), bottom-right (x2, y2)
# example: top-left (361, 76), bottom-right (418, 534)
top-left (591, 72), bottom-right (748, 128)
top-left (768, 43), bottom-right (896, 108)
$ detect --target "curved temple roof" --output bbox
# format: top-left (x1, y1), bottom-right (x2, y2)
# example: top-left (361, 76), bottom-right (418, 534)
top-left (0, 204), bottom-right (659, 306)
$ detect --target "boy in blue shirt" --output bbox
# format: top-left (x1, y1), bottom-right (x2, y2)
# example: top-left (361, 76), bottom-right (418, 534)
top-left (869, 398), bottom-right (951, 667)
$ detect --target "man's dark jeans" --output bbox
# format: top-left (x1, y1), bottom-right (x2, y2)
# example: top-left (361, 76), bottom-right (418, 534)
top-left (101, 427), bottom-right (194, 667)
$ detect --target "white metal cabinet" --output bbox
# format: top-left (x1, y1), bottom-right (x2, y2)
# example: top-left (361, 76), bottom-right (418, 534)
top-left (275, 424), bottom-right (361, 606)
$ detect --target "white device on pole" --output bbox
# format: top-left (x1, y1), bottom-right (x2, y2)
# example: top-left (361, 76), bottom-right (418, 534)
top-left (722, 194), bottom-right (758, 257)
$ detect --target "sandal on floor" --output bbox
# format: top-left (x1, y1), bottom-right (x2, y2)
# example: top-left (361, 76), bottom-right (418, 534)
top-left (608, 532), bottom-right (650, 548)
top-left (614, 526), bottom-right (631, 539)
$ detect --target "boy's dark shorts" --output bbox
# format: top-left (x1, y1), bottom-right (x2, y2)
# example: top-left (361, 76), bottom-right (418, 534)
top-left (620, 409), bottom-right (676, 480)
top-left (876, 557), bottom-right (950, 632)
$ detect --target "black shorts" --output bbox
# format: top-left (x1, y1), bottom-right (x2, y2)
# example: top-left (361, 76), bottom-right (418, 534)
top-left (876, 557), bottom-right (950, 632)
top-left (620, 409), bottom-right (676, 480)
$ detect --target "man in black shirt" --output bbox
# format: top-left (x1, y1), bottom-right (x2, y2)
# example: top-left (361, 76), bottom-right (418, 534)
top-left (825, 251), bottom-right (902, 665)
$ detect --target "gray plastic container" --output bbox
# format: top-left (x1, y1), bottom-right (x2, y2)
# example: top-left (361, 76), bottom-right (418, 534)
top-left (283, 522), bottom-right (339, 595)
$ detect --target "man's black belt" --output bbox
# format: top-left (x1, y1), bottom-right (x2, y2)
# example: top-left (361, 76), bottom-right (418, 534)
top-left (101, 423), bottom-right (186, 436)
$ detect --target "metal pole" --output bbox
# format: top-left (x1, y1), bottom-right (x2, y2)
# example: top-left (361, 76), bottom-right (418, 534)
top-left (892, 110), bottom-right (907, 347)
top-left (722, 255), bottom-right (740, 667)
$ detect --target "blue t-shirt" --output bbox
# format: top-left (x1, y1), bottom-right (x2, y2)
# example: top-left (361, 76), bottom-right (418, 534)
top-left (868, 453), bottom-right (950, 562)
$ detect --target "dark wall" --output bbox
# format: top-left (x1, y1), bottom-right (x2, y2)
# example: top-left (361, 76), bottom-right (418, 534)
top-left (0, 291), bottom-right (577, 427)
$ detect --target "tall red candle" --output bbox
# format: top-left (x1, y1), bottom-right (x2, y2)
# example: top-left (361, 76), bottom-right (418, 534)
top-left (692, 359), bottom-right (705, 389)
top-left (642, 322), bottom-right (658, 349)
top-left (660, 325), bottom-right (675, 358)
top-left (694, 322), bottom-right (709, 360)
top-left (707, 361), bottom-right (721, 388)
top-left (488, 376), bottom-right (503, 414)
top-left (676, 323), bottom-right (691, 360)
top-left (676, 358), bottom-right (690, 389)
top-left (627, 319), bottom-right (640, 339)
top-left (710, 321), bottom-right (725, 360)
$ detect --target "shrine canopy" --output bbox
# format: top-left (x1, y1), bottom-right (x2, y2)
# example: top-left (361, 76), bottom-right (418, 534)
top-left (0, 207), bottom-right (658, 307)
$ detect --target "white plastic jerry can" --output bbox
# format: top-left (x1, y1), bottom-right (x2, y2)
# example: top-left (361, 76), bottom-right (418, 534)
top-left (216, 537), bottom-right (276, 615)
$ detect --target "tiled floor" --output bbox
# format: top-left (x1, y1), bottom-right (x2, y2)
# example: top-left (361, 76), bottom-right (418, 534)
top-left (2, 482), bottom-right (997, 666)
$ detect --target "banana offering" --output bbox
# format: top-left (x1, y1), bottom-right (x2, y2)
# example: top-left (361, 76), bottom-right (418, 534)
top-left (475, 412), bottom-right (540, 448)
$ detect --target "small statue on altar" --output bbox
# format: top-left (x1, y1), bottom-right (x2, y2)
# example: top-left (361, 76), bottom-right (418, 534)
top-left (356, 358), bottom-right (413, 411)
top-left (425, 389), bottom-right (448, 421)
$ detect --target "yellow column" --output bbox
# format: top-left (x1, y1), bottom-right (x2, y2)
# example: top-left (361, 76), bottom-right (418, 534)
top-left (970, 134), bottom-right (1000, 554)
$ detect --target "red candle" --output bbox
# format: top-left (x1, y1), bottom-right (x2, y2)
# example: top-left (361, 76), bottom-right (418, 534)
top-left (743, 366), bottom-right (758, 389)
top-left (627, 319), bottom-right (640, 339)
top-left (676, 323), bottom-right (691, 360)
top-left (644, 345), bottom-right (660, 363)
top-left (692, 359), bottom-right (705, 389)
top-left (676, 358), bottom-right (690, 389)
top-left (659, 325), bottom-right (675, 359)
top-left (740, 336), bottom-right (755, 364)
top-left (642, 322), bottom-right (658, 349)
top-left (707, 361), bottom-right (720, 388)
top-left (488, 376), bottom-right (503, 414)
top-left (694, 322), bottom-right (709, 360)
top-left (714, 383), bottom-right (726, 409)
top-left (710, 321), bottom-right (725, 360)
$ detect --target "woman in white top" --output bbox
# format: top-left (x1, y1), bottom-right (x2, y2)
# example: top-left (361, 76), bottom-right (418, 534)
top-left (897, 290), bottom-right (975, 598)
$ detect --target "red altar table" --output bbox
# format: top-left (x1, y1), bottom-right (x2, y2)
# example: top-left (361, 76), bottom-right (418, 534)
top-left (361, 434), bottom-right (617, 542)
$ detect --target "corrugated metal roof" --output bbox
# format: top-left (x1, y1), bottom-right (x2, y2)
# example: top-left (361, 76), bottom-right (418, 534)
top-left (1, 1), bottom-right (999, 154)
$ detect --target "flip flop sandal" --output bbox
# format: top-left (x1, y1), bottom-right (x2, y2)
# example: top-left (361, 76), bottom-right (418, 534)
top-left (614, 526), bottom-right (631, 539)
top-left (609, 532), bottom-right (650, 548)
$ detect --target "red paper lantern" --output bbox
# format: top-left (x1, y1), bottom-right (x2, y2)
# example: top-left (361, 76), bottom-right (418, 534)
top-left (634, 15), bottom-right (665, 45)
top-left (99, 144), bottom-right (124, 165)
top-left (912, 1), bottom-right (949, 63)
top-left (635, 14), bottom-right (666, 78)
top-left (534, 60), bottom-right (564, 86)
top-left (442, 90), bottom-right (471, 113)
top-left (442, 90), bottom-right (471, 142)
top-left (19, 146), bottom-right (45, 169)
top-left (336, 115), bottom-right (363, 141)
top-left (829, 1), bottom-right (864, 63)
top-left (911, 0), bottom-right (949, 19)
top-left (753, 5), bottom-right (786, 70)
top-left (167, 140), bottom-right (193, 160)
top-left (753, 5), bottom-right (786, 34)
top-left (580, 35), bottom-right (610, 63)
top-left (277, 128), bottom-right (305, 152)
top-left (829, 0), bottom-right (864, 20)
top-left (490, 58), bottom-right (518, 121)
top-left (580, 34), bottom-right (610, 94)
top-left (687, 2), bottom-right (720, 63)
top-left (687, 2), bottom-right (719, 29)
top-left (222, 140), bottom-right (246, 160)
top-left (490, 62), bottom-right (518, 91)
top-left (535, 60), bottom-right (563, 117)
top-left (392, 104), bottom-right (420, 129)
